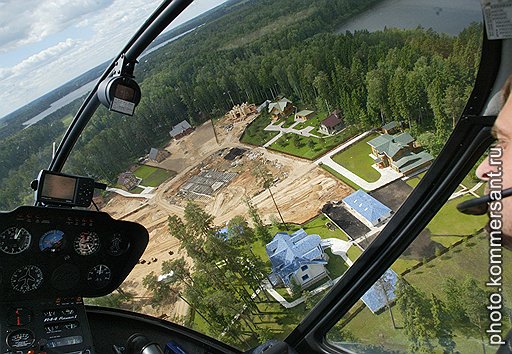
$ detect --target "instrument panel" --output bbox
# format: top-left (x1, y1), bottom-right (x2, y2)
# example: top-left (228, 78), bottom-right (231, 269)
top-left (0, 206), bottom-right (149, 299)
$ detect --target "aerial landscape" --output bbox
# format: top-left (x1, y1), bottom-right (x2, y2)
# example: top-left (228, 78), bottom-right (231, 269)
top-left (0, 0), bottom-right (508, 352)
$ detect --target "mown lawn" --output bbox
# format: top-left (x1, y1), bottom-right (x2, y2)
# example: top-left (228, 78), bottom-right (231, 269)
top-left (346, 245), bottom-right (363, 262)
top-left (404, 171), bottom-right (425, 188)
top-left (133, 165), bottom-right (175, 187)
top-left (426, 194), bottom-right (487, 247)
top-left (130, 186), bottom-right (144, 194)
top-left (331, 134), bottom-right (380, 183)
top-left (320, 164), bottom-right (361, 191)
top-left (302, 214), bottom-right (351, 241)
top-left (269, 125), bottom-right (361, 160)
top-left (61, 113), bottom-right (73, 127)
top-left (240, 113), bottom-right (279, 146)
top-left (325, 249), bottom-right (349, 278)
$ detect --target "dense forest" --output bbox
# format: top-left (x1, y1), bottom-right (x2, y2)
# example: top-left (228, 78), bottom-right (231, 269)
top-left (0, 0), bottom-right (481, 210)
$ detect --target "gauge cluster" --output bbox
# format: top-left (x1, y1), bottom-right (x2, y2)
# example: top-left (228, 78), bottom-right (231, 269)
top-left (0, 206), bottom-right (149, 299)
top-left (0, 297), bottom-right (95, 353)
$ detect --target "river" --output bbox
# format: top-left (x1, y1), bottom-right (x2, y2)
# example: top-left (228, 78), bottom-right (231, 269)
top-left (336, 0), bottom-right (482, 35)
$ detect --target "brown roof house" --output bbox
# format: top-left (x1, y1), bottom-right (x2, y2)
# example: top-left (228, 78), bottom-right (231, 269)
top-left (117, 172), bottom-right (140, 191)
top-left (169, 120), bottom-right (194, 140)
top-left (294, 110), bottom-right (315, 122)
top-left (268, 97), bottom-right (293, 121)
top-left (367, 132), bottom-right (434, 176)
top-left (319, 110), bottom-right (345, 135)
top-left (148, 148), bottom-right (170, 163)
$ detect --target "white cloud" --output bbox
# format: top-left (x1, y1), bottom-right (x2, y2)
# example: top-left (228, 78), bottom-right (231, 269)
top-left (0, 0), bottom-right (112, 51)
top-left (0, 0), bottom-right (227, 117)
top-left (0, 38), bottom-right (79, 80)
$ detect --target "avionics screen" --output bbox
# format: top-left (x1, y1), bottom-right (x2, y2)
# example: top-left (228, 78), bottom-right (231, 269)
top-left (41, 173), bottom-right (76, 202)
top-left (115, 84), bottom-right (135, 101)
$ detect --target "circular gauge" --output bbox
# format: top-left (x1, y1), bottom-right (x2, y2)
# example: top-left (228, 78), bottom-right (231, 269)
top-left (107, 233), bottom-right (130, 256)
top-left (39, 230), bottom-right (65, 253)
top-left (6, 328), bottom-right (35, 349)
top-left (74, 231), bottom-right (100, 256)
top-left (11, 265), bottom-right (43, 293)
top-left (87, 264), bottom-right (112, 289)
top-left (0, 227), bottom-right (31, 255)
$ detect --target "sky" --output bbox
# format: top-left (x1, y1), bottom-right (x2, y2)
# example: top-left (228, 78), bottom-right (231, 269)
top-left (0, 0), bottom-right (228, 119)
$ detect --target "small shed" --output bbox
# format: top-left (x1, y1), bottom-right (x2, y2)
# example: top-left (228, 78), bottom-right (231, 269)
top-left (294, 110), bottom-right (315, 122)
top-left (381, 121), bottom-right (399, 135)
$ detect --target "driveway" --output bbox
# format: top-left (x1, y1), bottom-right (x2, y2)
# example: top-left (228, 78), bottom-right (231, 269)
top-left (315, 131), bottom-right (402, 191)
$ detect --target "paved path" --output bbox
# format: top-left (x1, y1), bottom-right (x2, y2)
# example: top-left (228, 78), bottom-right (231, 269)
top-left (321, 238), bottom-right (353, 266)
top-left (449, 182), bottom-right (483, 200)
top-left (107, 186), bottom-right (155, 199)
top-left (263, 120), bottom-right (320, 147)
top-left (315, 131), bottom-right (402, 191)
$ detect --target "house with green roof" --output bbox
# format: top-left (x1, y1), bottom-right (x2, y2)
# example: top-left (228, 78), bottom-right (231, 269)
top-left (268, 97), bottom-right (293, 121)
top-left (368, 132), bottom-right (433, 176)
top-left (381, 121), bottom-right (400, 135)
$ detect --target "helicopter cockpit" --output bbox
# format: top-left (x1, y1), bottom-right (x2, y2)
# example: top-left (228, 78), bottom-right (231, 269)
top-left (1, 0), bottom-right (512, 353)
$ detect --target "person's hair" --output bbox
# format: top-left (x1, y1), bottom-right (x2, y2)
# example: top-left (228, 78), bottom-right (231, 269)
top-left (502, 74), bottom-right (512, 103)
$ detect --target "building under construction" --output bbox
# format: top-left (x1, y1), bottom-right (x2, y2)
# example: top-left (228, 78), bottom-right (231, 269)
top-left (179, 169), bottom-right (237, 198)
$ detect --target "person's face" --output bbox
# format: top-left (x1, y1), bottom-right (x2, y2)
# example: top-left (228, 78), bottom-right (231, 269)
top-left (476, 93), bottom-right (512, 249)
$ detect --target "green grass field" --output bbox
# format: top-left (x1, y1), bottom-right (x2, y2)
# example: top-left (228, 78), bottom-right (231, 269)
top-left (331, 134), bottom-right (380, 183)
top-left (240, 113), bottom-right (279, 146)
top-left (325, 249), bottom-right (349, 278)
top-left (61, 114), bottom-right (73, 127)
top-left (302, 214), bottom-right (351, 241)
top-left (130, 186), bottom-right (144, 194)
top-left (268, 125), bottom-right (361, 160)
top-left (133, 165), bottom-right (175, 187)
top-left (320, 164), bottom-right (361, 191)
top-left (426, 195), bottom-right (487, 247)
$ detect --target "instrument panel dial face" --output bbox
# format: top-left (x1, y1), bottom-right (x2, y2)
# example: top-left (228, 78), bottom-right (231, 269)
top-left (6, 328), bottom-right (35, 349)
top-left (39, 230), bottom-right (65, 253)
top-left (107, 233), bottom-right (130, 256)
top-left (0, 227), bottom-right (31, 254)
top-left (74, 231), bottom-right (100, 256)
top-left (87, 264), bottom-right (112, 288)
top-left (11, 265), bottom-right (43, 293)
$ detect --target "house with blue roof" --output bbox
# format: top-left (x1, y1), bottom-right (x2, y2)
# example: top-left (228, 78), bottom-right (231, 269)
top-left (361, 268), bottom-right (398, 313)
top-left (343, 190), bottom-right (392, 227)
top-left (266, 229), bottom-right (329, 288)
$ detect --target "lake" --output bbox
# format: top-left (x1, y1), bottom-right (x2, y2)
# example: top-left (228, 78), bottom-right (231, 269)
top-left (22, 27), bottom-right (200, 127)
top-left (337, 0), bottom-right (482, 35)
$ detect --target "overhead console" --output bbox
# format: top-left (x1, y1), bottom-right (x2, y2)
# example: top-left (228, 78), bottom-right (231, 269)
top-left (0, 206), bottom-right (149, 354)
